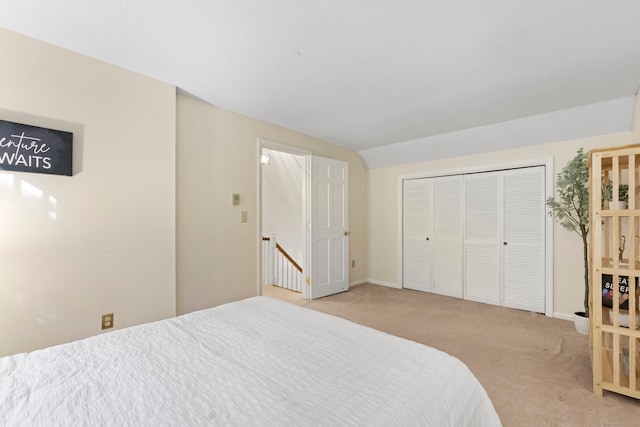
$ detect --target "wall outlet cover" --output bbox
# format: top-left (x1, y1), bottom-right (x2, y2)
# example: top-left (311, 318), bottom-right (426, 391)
top-left (102, 313), bottom-right (114, 330)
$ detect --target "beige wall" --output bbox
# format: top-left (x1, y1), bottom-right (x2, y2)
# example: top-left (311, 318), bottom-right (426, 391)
top-left (0, 29), bottom-right (176, 357)
top-left (0, 28), bottom-right (367, 356)
top-left (176, 95), bottom-right (367, 315)
top-left (367, 130), bottom-right (637, 318)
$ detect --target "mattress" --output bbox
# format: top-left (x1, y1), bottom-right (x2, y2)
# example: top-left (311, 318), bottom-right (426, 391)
top-left (0, 296), bottom-right (501, 426)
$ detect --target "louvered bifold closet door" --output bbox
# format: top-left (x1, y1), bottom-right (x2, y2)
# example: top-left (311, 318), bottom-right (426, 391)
top-left (403, 178), bottom-right (432, 292)
top-left (464, 172), bottom-right (501, 305)
top-left (502, 167), bottom-right (545, 313)
top-left (432, 175), bottom-right (464, 298)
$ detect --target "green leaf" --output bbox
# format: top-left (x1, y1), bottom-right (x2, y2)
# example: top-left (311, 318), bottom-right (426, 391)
top-left (546, 148), bottom-right (589, 236)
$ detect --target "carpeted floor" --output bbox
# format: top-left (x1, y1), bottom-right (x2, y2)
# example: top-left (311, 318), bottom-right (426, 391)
top-left (264, 283), bottom-right (640, 426)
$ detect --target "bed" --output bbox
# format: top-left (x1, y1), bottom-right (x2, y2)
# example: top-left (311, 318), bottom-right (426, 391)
top-left (0, 296), bottom-right (501, 426)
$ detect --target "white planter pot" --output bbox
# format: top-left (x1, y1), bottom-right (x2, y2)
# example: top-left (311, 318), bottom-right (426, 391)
top-left (573, 312), bottom-right (589, 335)
top-left (608, 309), bottom-right (640, 328)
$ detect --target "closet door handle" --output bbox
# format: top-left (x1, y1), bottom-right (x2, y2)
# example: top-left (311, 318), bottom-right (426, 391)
top-left (503, 242), bottom-right (508, 245)
top-left (426, 237), bottom-right (430, 241)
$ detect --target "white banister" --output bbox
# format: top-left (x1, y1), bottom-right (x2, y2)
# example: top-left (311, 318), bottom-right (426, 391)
top-left (263, 234), bottom-right (303, 293)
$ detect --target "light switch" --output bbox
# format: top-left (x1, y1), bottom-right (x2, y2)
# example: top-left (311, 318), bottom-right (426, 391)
top-left (232, 194), bottom-right (240, 205)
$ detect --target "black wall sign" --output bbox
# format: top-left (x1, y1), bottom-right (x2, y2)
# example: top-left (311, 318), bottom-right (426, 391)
top-left (602, 273), bottom-right (638, 309)
top-left (0, 119), bottom-right (73, 176)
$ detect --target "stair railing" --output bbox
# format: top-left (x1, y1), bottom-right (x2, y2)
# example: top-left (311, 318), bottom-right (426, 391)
top-left (262, 235), bottom-right (303, 293)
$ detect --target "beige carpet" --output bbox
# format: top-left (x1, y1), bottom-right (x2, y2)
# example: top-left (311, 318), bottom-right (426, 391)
top-left (264, 283), bottom-right (640, 427)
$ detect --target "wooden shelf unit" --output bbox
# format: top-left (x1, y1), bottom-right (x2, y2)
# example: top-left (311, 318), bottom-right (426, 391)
top-left (589, 144), bottom-right (640, 399)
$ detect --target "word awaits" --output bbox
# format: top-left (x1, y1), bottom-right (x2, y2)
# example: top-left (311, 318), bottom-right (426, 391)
top-left (0, 132), bottom-right (52, 170)
top-left (0, 119), bottom-right (73, 176)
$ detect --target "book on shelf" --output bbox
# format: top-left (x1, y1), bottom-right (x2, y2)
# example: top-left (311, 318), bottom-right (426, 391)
top-left (601, 274), bottom-right (638, 309)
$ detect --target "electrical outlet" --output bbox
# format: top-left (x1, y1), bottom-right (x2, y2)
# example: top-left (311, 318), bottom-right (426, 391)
top-left (102, 313), bottom-right (114, 330)
top-left (241, 211), bottom-right (248, 223)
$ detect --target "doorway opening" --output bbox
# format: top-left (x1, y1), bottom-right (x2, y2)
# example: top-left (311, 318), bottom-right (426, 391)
top-left (258, 139), bottom-right (309, 299)
top-left (258, 139), bottom-right (351, 300)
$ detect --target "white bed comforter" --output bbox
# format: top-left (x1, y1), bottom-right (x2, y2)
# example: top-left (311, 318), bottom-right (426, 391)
top-left (0, 296), bottom-right (501, 426)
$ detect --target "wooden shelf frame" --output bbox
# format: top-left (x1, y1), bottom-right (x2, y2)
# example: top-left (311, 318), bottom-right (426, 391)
top-left (590, 145), bottom-right (640, 399)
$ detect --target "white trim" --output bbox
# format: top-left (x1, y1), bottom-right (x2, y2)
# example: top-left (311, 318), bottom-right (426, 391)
top-left (303, 152), bottom-right (311, 300)
top-left (544, 158), bottom-right (554, 317)
top-left (349, 279), bottom-right (368, 287)
top-left (399, 157), bottom-right (554, 181)
top-left (553, 312), bottom-right (575, 322)
top-left (259, 138), bottom-right (312, 157)
top-left (367, 279), bottom-right (402, 289)
top-left (257, 141), bottom-right (263, 297)
top-left (398, 156), bottom-right (555, 316)
top-left (397, 176), bottom-right (404, 290)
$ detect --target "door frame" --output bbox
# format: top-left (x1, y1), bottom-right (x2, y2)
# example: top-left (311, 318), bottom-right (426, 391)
top-left (257, 138), bottom-right (311, 299)
top-left (398, 156), bottom-right (554, 316)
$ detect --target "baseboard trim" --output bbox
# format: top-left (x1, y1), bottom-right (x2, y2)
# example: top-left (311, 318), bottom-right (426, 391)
top-left (349, 279), bottom-right (368, 287)
top-left (365, 279), bottom-right (402, 289)
top-left (553, 312), bottom-right (574, 322)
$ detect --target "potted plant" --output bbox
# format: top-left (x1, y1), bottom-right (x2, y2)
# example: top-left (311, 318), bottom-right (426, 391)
top-left (546, 148), bottom-right (590, 334)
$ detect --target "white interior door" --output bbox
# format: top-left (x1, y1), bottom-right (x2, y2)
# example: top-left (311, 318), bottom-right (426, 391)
top-left (432, 175), bottom-right (464, 298)
top-left (502, 167), bottom-right (546, 312)
top-left (464, 172), bottom-right (502, 305)
top-left (308, 156), bottom-right (349, 299)
top-left (403, 178), bottom-right (433, 292)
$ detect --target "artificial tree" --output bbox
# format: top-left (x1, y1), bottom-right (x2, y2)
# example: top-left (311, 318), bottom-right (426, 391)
top-left (604, 181), bottom-right (629, 208)
top-left (546, 148), bottom-right (590, 317)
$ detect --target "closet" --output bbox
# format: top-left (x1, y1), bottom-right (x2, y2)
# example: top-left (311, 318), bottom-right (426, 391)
top-left (403, 175), bottom-right (463, 298)
top-left (403, 166), bottom-right (546, 312)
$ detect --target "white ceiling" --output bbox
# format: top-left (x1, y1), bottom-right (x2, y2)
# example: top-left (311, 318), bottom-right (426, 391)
top-left (1, 1), bottom-right (640, 166)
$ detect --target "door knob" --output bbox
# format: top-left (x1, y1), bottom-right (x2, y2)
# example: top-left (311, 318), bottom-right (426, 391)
top-left (344, 231), bottom-right (350, 236)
